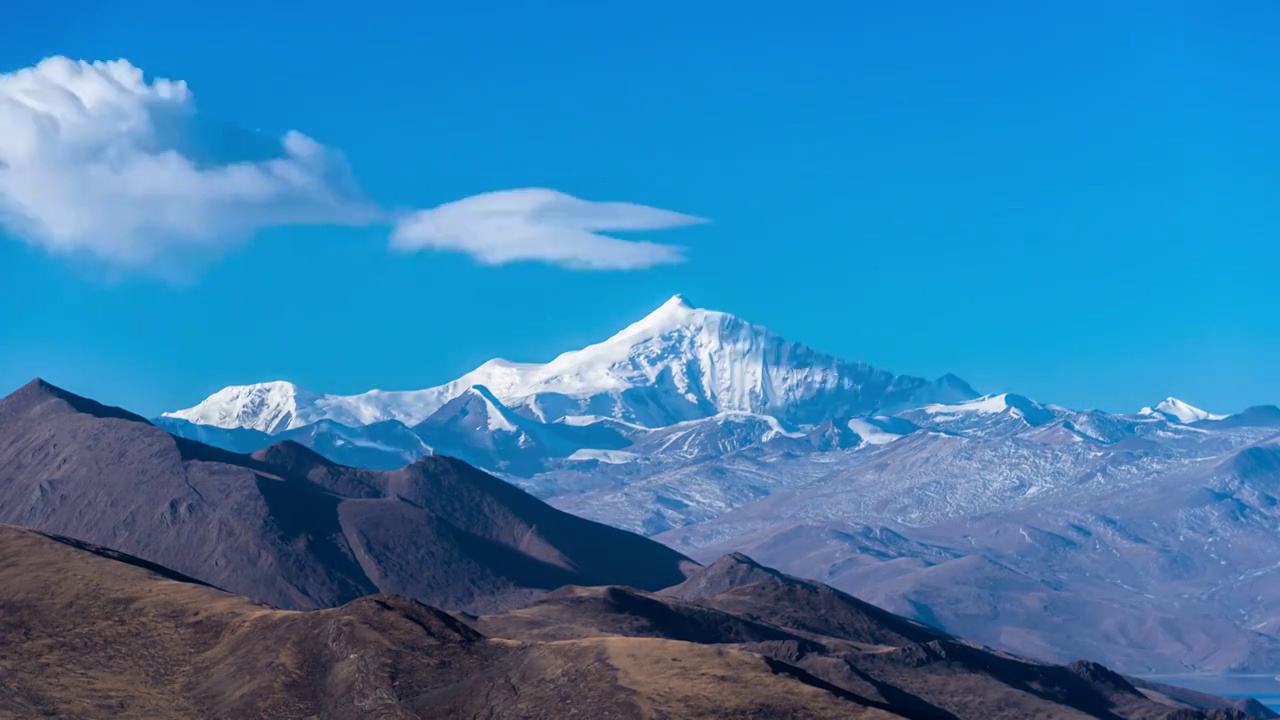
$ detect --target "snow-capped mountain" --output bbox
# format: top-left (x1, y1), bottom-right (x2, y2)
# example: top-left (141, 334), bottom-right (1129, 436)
top-left (1139, 396), bottom-right (1226, 424)
top-left (160, 380), bottom-right (447, 434)
top-left (154, 293), bottom-right (1280, 675)
top-left (165, 295), bottom-right (979, 432)
top-left (412, 385), bottom-right (571, 474)
top-left (543, 397), bottom-right (1280, 673)
top-left (897, 393), bottom-right (1061, 438)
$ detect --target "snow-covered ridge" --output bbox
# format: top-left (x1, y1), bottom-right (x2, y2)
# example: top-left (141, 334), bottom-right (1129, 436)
top-left (567, 448), bottom-right (641, 464)
top-left (920, 393), bottom-right (1052, 418)
top-left (846, 417), bottom-right (911, 445)
top-left (1139, 397), bottom-right (1226, 424)
top-left (163, 380), bottom-right (448, 433)
top-left (922, 393), bottom-right (1018, 416)
top-left (165, 295), bottom-right (976, 432)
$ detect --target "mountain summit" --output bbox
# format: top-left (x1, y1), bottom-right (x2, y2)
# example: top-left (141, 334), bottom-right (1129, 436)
top-left (1139, 397), bottom-right (1226, 424)
top-left (165, 296), bottom-right (980, 431)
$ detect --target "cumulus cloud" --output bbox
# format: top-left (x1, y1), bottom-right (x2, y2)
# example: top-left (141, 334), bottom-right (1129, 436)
top-left (0, 58), bottom-right (376, 267)
top-left (389, 188), bottom-right (704, 269)
top-left (0, 57), bottom-right (703, 272)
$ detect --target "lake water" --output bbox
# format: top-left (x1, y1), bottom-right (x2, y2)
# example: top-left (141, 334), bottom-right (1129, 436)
top-left (1142, 675), bottom-right (1280, 711)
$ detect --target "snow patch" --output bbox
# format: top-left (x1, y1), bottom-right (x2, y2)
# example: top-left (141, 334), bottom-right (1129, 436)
top-left (922, 394), bottom-right (1013, 416)
top-left (846, 417), bottom-right (907, 445)
top-left (567, 449), bottom-right (640, 464)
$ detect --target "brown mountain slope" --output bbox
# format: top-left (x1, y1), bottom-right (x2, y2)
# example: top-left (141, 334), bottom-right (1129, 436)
top-left (0, 525), bottom-right (900, 720)
top-left (0, 525), bottom-right (1266, 720)
top-left (0, 379), bottom-right (692, 613)
top-left (474, 555), bottom-right (1272, 720)
top-left (662, 552), bottom-right (943, 646)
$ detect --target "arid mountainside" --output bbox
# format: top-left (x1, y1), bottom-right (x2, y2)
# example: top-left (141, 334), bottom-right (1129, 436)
top-left (0, 379), bottom-right (691, 613)
top-left (477, 553), bottom-right (1274, 720)
top-left (1, 526), bottom-right (1269, 720)
top-left (0, 526), bottom-right (890, 720)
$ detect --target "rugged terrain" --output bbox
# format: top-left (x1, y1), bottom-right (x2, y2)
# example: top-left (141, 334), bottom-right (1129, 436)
top-left (158, 297), bottom-right (1280, 673)
top-left (0, 379), bottom-right (691, 613)
top-left (1, 525), bottom-right (1269, 720)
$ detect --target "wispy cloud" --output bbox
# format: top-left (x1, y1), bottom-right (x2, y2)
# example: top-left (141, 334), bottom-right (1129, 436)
top-left (390, 188), bottom-right (703, 269)
top-left (0, 57), bottom-right (703, 274)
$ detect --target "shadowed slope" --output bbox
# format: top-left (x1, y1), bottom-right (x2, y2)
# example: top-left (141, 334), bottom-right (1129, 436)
top-left (664, 551), bottom-right (943, 646)
top-left (0, 526), bottom-right (898, 720)
top-left (0, 379), bottom-right (691, 613)
top-left (0, 525), bottom-right (1262, 719)
top-left (472, 552), bottom-right (1266, 720)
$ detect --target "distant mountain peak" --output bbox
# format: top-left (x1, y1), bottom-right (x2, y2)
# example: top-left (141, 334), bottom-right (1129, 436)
top-left (933, 373), bottom-right (978, 395)
top-left (663, 293), bottom-right (694, 310)
top-left (923, 392), bottom-right (1042, 417)
top-left (902, 392), bottom-right (1060, 436)
top-left (163, 381), bottom-right (317, 433)
top-left (1140, 397), bottom-right (1225, 424)
top-left (601, 293), bottom-right (707, 345)
top-left (455, 384), bottom-right (525, 433)
top-left (165, 298), bottom-right (979, 432)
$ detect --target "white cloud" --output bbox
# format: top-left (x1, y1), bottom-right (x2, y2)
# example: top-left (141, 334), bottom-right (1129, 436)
top-left (390, 188), bottom-right (703, 269)
top-left (0, 57), bottom-right (704, 273)
top-left (0, 57), bottom-right (373, 266)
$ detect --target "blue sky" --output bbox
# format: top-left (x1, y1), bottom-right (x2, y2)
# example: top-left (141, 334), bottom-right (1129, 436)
top-left (1, 0), bottom-right (1277, 416)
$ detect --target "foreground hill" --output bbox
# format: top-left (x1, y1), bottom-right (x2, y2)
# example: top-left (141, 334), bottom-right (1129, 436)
top-left (0, 379), bottom-right (691, 612)
top-left (0, 526), bottom-right (1266, 720)
top-left (0, 527), bottom-right (889, 720)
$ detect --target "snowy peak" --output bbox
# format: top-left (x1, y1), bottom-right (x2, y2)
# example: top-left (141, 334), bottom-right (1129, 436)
top-left (655, 292), bottom-right (695, 315)
top-left (165, 295), bottom-right (980, 433)
top-left (162, 381), bottom-right (314, 433)
top-left (910, 373), bottom-right (980, 406)
top-left (163, 381), bottom-right (449, 433)
top-left (462, 385), bottom-right (527, 433)
top-left (1140, 397), bottom-right (1225, 424)
top-left (904, 393), bottom-right (1059, 437)
top-left (921, 393), bottom-right (1050, 420)
top-left (523, 295), bottom-right (969, 426)
top-left (419, 385), bottom-right (523, 435)
top-left (581, 294), bottom-right (701, 351)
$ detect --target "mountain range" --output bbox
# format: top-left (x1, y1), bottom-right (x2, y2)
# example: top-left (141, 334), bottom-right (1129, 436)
top-left (0, 378), bottom-right (691, 613)
top-left (155, 296), bottom-right (1280, 674)
top-left (3, 376), bottom-right (1278, 716)
top-left (1, 518), bottom-right (1270, 718)
top-left (164, 295), bottom-right (977, 432)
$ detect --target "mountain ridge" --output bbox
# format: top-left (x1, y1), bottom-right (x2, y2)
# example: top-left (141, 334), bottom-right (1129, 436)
top-left (0, 378), bottom-right (693, 614)
top-left (164, 295), bottom-right (980, 432)
top-left (1, 524), bottom-right (1267, 719)
top-left (140, 297), bottom-right (1280, 675)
